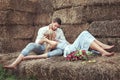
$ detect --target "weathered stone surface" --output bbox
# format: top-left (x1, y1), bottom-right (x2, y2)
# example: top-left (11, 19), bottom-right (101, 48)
top-left (53, 6), bottom-right (84, 24)
top-left (6, 25), bottom-right (35, 39)
top-left (0, 0), bottom-right (10, 10)
top-left (34, 13), bottom-right (52, 25)
top-left (0, 11), bottom-right (8, 24)
top-left (35, 0), bottom-right (53, 13)
top-left (97, 38), bottom-right (120, 52)
top-left (72, 0), bottom-right (120, 6)
top-left (88, 20), bottom-right (120, 37)
top-left (1, 53), bottom-right (119, 80)
top-left (53, 5), bottom-right (120, 24)
top-left (51, 0), bottom-right (72, 9)
top-left (7, 10), bottom-right (34, 25)
top-left (61, 24), bottom-right (89, 43)
top-left (83, 5), bottom-right (120, 23)
top-left (9, 0), bottom-right (37, 13)
top-left (0, 26), bottom-right (8, 38)
top-left (52, 0), bottom-right (120, 9)
top-left (0, 38), bottom-right (31, 53)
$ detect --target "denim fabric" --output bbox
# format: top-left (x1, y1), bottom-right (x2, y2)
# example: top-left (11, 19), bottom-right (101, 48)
top-left (21, 42), bottom-right (63, 57)
top-left (21, 43), bottom-right (45, 56)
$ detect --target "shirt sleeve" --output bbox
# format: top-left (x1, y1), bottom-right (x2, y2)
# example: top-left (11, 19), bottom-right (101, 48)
top-left (35, 27), bottom-right (47, 44)
top-left (58, 29), bottom-right (69, 43)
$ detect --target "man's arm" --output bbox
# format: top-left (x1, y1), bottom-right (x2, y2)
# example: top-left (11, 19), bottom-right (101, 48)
top-left (58, 29), bottom-right (69, 44)
top-left (42, 37), bottom-right (58, 49)
top-left (35, 27), bottom-right (48, 44)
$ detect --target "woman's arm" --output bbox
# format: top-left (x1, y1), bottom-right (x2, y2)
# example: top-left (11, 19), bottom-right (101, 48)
top-left (42, 37), bottom-right (58, 49)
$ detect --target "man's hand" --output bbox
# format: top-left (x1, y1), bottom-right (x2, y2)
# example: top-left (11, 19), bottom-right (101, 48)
top-left (38, 36), bottom-right (48, 44)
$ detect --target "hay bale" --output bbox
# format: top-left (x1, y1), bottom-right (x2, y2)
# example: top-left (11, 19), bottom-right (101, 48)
top-left (0, 11), bottom-right (8, 24)
top-left (88, 20), bottom-right (120, 52)
top-left (0, 26), bottom-right (9, 38)
top-left (53, 6), bottom-right (84, 24)
top-left (35, 0), bottom-right (53, 13)
top-left (61, 24), bottom-right (89, 43)
top-left (6, 25), bottom-right (35, 39)
top-left (0, 38), bottom-right (31, 53)
top-left (52, 0), bottom-right (120, 10)
top-left (96, 38), bottom-right (120, 52)
top-left (7, 10), bottom-right (34, 25)
top-left (9, 0), bottom-right (37, 13)
top-left (88, 20), bottom-right (120, 37)
top-left (51, 0), bottom-right (72, 10)
top-left (83, 5), bottom-right (120, 23)
top-left (53, 4), bottom-right (120, 24)
top-left (34, 13), bottom-right (52, 25)
top-left (3, 53), bottom-right (119, 80)
top-left (0, 0), bottom-right (10, 10)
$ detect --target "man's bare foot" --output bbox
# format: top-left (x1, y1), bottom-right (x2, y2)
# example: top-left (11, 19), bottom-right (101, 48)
top-left (3, 65), bottom-right (16, 70)
top-left (102, 52), bottom-right (114, 57)
top-left (102, 45), bottom-right (114, 50)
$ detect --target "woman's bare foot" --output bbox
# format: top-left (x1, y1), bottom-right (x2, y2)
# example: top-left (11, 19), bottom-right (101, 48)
top-left (102, 45), bottom-right (114, 50)
top-left (3, 65), bottom-right (16, 70)
top-left (102, 52), bottom-right (114, 57)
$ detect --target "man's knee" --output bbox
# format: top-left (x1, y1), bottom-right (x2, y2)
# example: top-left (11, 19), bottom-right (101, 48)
top-left (21, 42), bottom-right (39, 56)
top-left (27, 42), bottom-right (37, 49)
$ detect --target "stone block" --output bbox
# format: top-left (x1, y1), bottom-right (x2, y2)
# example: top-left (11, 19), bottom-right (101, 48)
top-left (7, 10), bottom-right (34, 25)
top-left (7, 25), bottom-right (35, 39)
top-left (52, 0), bottom-right (120, 9)
top-left (34, 13), bottom-right (52, 25)
top-left (88, 20), bottom-right (120, 37)
top-left (9, 0), bottom-right (37, 13)
top-left (0, 11), bottom-right (8, 24)
top-left (53, 6), bottom-right (84, 24)
top-left (97, 38), bottom-right (120, 52)
top-left (61, 24), bottom-right (89, 43)
top-left (53, 4), bottom-right (120, 24)
top-left (35, 0), bottom-right (53, 13)
top-left (0, 0), bottom-right (10, 10)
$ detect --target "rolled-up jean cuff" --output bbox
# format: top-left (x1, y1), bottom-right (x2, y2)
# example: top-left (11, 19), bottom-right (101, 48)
top-left (21, 50), bottom-right (28, 56)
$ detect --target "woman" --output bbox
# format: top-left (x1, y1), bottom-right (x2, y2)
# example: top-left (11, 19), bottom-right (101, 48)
top-left (23, 30), bottom-right (114, 60)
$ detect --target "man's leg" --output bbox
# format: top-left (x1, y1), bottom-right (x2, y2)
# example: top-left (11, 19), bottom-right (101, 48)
top-left (23, 53), bottom-right (48, 60)
top-left (94, 39), bottom-right (114, 49)
top-left (90, 41), bottom-right (114, 57)
top-left (23, 48), bottom-right (63, 60)
top-left (3, 43), bottom-right (44, 69)
top-left (3, 54), bottom-right (24, 69)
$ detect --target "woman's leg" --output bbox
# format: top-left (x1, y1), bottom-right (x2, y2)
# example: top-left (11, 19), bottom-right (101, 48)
top-left (94, 39), bottom-right (114, 49)
top-left (90, 41), bottom-right (114, 56)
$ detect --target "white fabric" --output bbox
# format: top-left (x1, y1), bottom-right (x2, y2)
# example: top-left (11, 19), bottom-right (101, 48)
top-left (35, 26), bottom-right (67, 44)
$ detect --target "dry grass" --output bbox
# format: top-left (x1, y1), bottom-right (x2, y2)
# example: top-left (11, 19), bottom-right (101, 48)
top-left (1, 52), bottom-right (119, 80)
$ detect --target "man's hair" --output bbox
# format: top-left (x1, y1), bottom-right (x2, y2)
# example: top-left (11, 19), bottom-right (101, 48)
top-left (53, 17), bottom-right (61, 25)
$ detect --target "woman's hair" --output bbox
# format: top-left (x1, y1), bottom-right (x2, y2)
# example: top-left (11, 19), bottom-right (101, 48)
top-left (52, 17), bottom-right (61, 25)
top-left (43, 29), bottom-right (56, 53)
top-left (44, 29), bottom-right (55, 40)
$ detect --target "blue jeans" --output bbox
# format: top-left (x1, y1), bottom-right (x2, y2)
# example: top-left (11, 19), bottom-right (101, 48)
top-left (21, 42), bottom-right (63, 57)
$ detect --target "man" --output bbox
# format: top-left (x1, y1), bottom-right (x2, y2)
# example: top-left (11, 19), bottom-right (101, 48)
top-left (4, 17), bottom-right (67, 69)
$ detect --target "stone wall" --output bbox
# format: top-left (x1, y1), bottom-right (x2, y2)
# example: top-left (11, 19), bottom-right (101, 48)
top-left (0, 0), bottom-right (53, 53)
top-left (0, 0), bottom-right (120, 53)
top-left (52, 0), bottom-right (120, 52)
